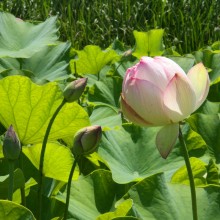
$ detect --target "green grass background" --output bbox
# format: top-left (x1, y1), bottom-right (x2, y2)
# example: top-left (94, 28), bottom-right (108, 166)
top-left (0, 0), bottom-right (219, 53)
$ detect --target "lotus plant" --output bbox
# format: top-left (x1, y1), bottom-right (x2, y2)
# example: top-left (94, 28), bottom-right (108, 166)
top-left (121, 56), bottom-right (210, 220)
top-left (121, 56), bottom-right (210, 158)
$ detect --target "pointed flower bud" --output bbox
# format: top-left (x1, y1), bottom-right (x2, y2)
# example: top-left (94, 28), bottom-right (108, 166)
top-left (3, 125), bottom-right (21, 161)
top-left (72, 125), bottom-right (102, 156)
top-left (63, 78), bottom-right (87, 103)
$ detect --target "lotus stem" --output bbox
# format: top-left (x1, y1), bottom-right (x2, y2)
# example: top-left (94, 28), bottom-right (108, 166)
top-left (178, 124), bottom-right (198, 220)
top-left (8, 161), bottom-right (14, 201)
top-left (63, 156), bottom-right (79, 220)
top-left (37, 99), bottom-right (66, 220)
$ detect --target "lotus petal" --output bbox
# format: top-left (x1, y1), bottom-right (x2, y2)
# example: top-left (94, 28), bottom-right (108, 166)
top-left (121, 95), bottom-right (152, 126)
top-left (135, 56), bottom-right (168, 90)
top-left (163, 73), bottom-right (196, 123)
top-left (124, 77), bottom-right (170, 125)
top-left (154, 56), bottom-right (186, 81)
top-left (156, 123), bottom-right (179, 158)
top-left (187, 63), bottom-right (210, 110)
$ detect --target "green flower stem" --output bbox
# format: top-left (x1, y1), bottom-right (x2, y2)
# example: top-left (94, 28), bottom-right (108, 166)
top-left (8, 161), bottom-right (15, 201)
top-left (20, 186), bottom-right (26, 206)
top-left (178, 125), bottom-right (198, 220)
top-left (63, 156), bottom-right (79, 220)
top-left (38, 99), bottom-right (66, 220)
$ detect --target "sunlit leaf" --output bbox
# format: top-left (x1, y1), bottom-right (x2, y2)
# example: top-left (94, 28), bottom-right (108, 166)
top-left (132, 29), bottom-right (164, 58)
top-left (23, 142), bottom-right (77, 182)
top-left (0, 76), bottom-right (90, 145)
top-left (70, 45), bottom-right (119, 75)
top-left (0, 12), bottom-right (58, 58)
top-left (171, 157), bottom-right (207, 186)
top-left (97, 199), bottom-right (133, 220)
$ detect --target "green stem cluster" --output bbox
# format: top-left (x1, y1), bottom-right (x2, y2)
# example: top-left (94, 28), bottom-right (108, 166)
top-left (178, 125), bottom-right (198, 220)
top-left (63, 156), bottom-right (79, 220)
top-left (8, 161), bottom-right (15, 201)
top-left (37, 99), bottom-right (66, 220)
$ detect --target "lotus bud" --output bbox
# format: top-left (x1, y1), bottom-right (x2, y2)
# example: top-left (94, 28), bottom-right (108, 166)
top-left (72, 125), bottom-right (102, 156)
top-left (3, 125), bottom-right (21, 161)
top-left (121, 56), bottom-right (210, 158)
top-left (63, 78), bottom-right (87, 103)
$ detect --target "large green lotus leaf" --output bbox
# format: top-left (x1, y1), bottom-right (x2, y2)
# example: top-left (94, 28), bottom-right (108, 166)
top-left (0, 200), bottom-right (35, 219)
top-left (98, 125), bottom-right (183, 184)
top-left (90, 105), bottom-right (122, 131)
top-left (123, 173), bottom-right (220, 220)
top-left (132, 29), bottom-right (164, 59)
top-left (98, 124), bottom-right (207, 184)
top-left (23, 142), bottom-right (77, 182)
top-left (0, 12), bottom-right (58, 58)
top-left (56, 170), bottom-right (118, 220)
top-left (0, 42), bottom-right (71, 83)
top-left (187, 113), bottom-right (220, 163)
top-left (197, 100), bottom-right (220, 115)
top-left (0, 76), bottom-right (90, 145)
top-left (70, 45), bottom-right (119, 75)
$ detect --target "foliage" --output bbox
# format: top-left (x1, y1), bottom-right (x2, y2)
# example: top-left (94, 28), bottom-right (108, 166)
top-left (0, 11), bottom-right (219, 220)
top-left (0, 0), bottom-right (219, 53)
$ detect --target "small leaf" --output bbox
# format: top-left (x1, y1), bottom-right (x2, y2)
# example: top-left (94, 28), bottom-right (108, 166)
top-left (171, 157), bottom-right (207, 186)
top-left (70, 45), bottom-right (119, 75)
top-left (132, 29), bottom-right (164, 58)
top-left (206, 159), bottom-right (220, 185)
top-left (96, 199), bottom-right (133, 220)
top-left (0, 200), bottom-right (35, 219)
top-left (0, 168), bottom-right (25, 199)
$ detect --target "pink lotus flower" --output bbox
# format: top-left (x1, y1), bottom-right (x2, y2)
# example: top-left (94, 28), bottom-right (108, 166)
top-left (121, 56), bottom-right (210, 158)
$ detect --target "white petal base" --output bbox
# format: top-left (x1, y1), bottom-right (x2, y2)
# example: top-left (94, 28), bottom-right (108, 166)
top-left (156, 123), bottom-right (179, 159)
